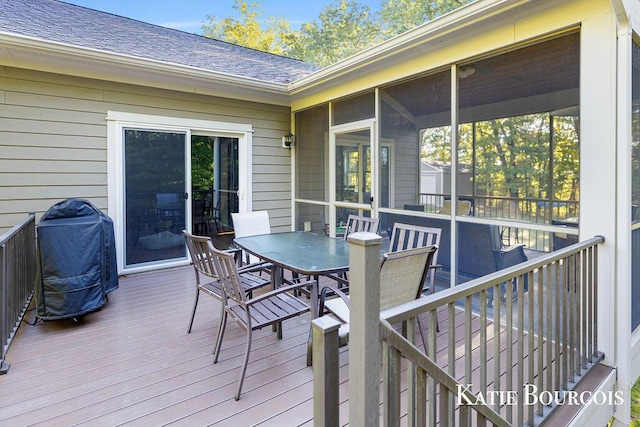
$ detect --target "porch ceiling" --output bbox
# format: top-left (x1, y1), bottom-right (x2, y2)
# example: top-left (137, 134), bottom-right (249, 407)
top-left (381, 31), bottom-right (580, 125)
top-left (459, 33), bottom-right (579, 111)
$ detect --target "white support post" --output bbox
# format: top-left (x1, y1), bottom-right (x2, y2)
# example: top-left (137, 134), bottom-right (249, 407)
top-left (347, 231), bottom-right (382, 426)
top-left (312, 316), bottom-right (341, 427)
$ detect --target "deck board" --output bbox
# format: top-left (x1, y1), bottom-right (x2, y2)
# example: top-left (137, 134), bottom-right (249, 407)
top-left (0, 264), bottom-right (594, 425)
top-left (0, 266), bottom-right (325, 426)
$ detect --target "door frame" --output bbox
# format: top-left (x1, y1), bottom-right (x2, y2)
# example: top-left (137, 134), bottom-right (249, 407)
top-left (329, 119), bottom-right (376, 237)
top-left (107, 111), bottom-right (253, 274)
top-left (213, 136), bottom-right (241, 232)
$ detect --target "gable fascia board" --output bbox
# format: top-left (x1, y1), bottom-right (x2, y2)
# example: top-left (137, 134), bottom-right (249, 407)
top-left (0, 32), bottom-right (292, 106)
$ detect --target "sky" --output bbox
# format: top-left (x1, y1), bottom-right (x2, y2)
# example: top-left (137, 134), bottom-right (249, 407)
top-left (61, 0), bottom-right (382, 35)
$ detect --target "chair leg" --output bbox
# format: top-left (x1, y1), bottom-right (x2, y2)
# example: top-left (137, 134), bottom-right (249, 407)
top-left (213, 309), bottom-right (228, 362)
top-left (338, 271), bottom-right (348, 289)
top-left (187, 290), bottom-right (200, 333)
top-left (292, 272), bottom-right (301, 296)
top-left (306, 326), bottom-right (313, 367)
top-left (235, 329), bottom-right (253, 400)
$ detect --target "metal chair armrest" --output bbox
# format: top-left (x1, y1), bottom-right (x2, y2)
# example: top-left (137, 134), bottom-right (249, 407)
top-left (237, 260), bottom-right (272, 274)
top-left (321, 271), bottom-right (350, 287)
top-left (245, 279), bottom-right (316, 305)
top-left (319, 285), bottom-right (350, 316)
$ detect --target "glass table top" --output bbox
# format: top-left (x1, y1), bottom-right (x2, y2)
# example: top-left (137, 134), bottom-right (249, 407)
top-left (234, 231), bottom-right (350, 275)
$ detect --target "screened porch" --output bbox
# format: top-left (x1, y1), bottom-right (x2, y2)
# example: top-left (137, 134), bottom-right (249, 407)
top-left (294, 31), bottom-right (581, 290)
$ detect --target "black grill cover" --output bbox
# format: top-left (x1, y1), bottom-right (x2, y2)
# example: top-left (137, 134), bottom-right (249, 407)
top-left (36, 199), bottom-right (118, 320)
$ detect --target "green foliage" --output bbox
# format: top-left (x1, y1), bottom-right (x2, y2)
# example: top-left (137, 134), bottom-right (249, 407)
top-left (421, 126), bottom-right (452, 163)
top-left (199, 0), bottom-right (579, 215)
top-left (422, 113), bottom-right (579, 204)
top-left (632, 374), bottom-right (640, 423)
top-left (552, 116), bottom-right (580, 200)
top-left (286, 0), bottom-right (381, 67)
top-left (469, 116), bottom-right (552, 199)
top-left (202, 0), bottom-right (293, 56)
top-left (379, 0), bottom-right (472, 36)
top-left (191, 136), bottom-right (214, 193)
top-left (201, 0), bottom-right (473, 66)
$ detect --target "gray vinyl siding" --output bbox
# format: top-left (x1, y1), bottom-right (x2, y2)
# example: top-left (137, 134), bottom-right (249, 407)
top-left (0, 66), bottom-right (292, 233)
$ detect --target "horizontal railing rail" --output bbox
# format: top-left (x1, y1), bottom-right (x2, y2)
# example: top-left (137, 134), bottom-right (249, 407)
top-left (418, 193), bottom-right (579, 222)
top-left (1, 213), bottom-right (37, 374)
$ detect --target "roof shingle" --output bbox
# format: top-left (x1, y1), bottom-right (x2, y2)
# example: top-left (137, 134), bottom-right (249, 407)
top-left (0, 0), bottom-right (319, 84)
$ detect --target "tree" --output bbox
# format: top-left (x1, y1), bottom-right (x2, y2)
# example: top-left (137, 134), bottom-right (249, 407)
top-left (191, 136), bottom-right (214, 193)
top-left (379, 0), bottom-right (473, 36)
top-left (201, 0), bottom-right (472, 66)
top-left (422, 113), bottom-right (580, 220)
top-left (286, 0), bottom-right (381, 67)
top-left (202, 0), bottom-right (293, 56)
top-left (470, 116), bottom-right (551, 200)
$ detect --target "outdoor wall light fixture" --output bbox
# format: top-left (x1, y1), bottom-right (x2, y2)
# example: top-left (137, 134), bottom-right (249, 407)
top-left (282, 132), bottom-right (294, 149)
top-left (458, 65), bottom-right (476, 78)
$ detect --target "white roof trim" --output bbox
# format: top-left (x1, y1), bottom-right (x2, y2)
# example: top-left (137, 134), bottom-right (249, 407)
top-left (0, 31), bottom-right (292, 104)
top-left (0, 0), bottom-right (572, 102)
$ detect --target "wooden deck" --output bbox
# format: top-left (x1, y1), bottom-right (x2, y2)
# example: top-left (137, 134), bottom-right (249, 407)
top-left (0, 266), bottom-right (329, 426)
top-left (0, 263), bottom-right (606, 426)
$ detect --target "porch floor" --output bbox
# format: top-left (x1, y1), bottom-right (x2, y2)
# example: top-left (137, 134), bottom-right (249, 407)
top-left (1, 266), bottom-right (326, 426)
top-left (0, 262), bottom-right (601, 425)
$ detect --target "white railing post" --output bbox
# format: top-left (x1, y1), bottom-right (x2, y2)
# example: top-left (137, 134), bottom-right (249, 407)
top-left (312, 315), bottom-right (341, 427)
top-left (347, 231), bottom-right (382, 426)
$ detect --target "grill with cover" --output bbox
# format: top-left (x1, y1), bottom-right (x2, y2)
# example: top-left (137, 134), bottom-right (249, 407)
top-left (36, 199), bottom-right (118, 320)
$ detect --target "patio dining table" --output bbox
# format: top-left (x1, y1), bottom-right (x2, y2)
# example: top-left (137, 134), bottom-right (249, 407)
top-left (234, 231), bottom-right (351, 338)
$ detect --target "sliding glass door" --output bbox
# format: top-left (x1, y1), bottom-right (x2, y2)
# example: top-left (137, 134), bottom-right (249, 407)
top-left (124, 129), bottom-right (187, 267)
top-left (108, 112), bottom-right (254, 273)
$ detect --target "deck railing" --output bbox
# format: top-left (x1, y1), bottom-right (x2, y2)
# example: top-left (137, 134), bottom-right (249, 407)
top-left (1, 214), bottom-right (37, 374)
top-left (418, 193), bottom-right (579, 222)
top-left (313, 232), bottom-right (604, 426)
top-left (417, 193), bottom-right (580, 252)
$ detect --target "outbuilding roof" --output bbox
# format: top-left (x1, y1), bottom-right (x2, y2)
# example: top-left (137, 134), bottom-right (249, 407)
top-left (0, 0), bottom-right (319, 85)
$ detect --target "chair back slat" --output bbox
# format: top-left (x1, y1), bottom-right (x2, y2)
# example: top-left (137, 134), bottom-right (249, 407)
top-left (390, 223), bottom-right (440, 252)
top-left (208, 244), bottom-right (248, 304)
top-left (343, 215), bottom-right (380, 241)
top-left (379, 246), bottom-right (437, 311)
top-left (183, 230), bottom-right (217, 279)
top-left (389, 223), bottom-right (442, 294)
